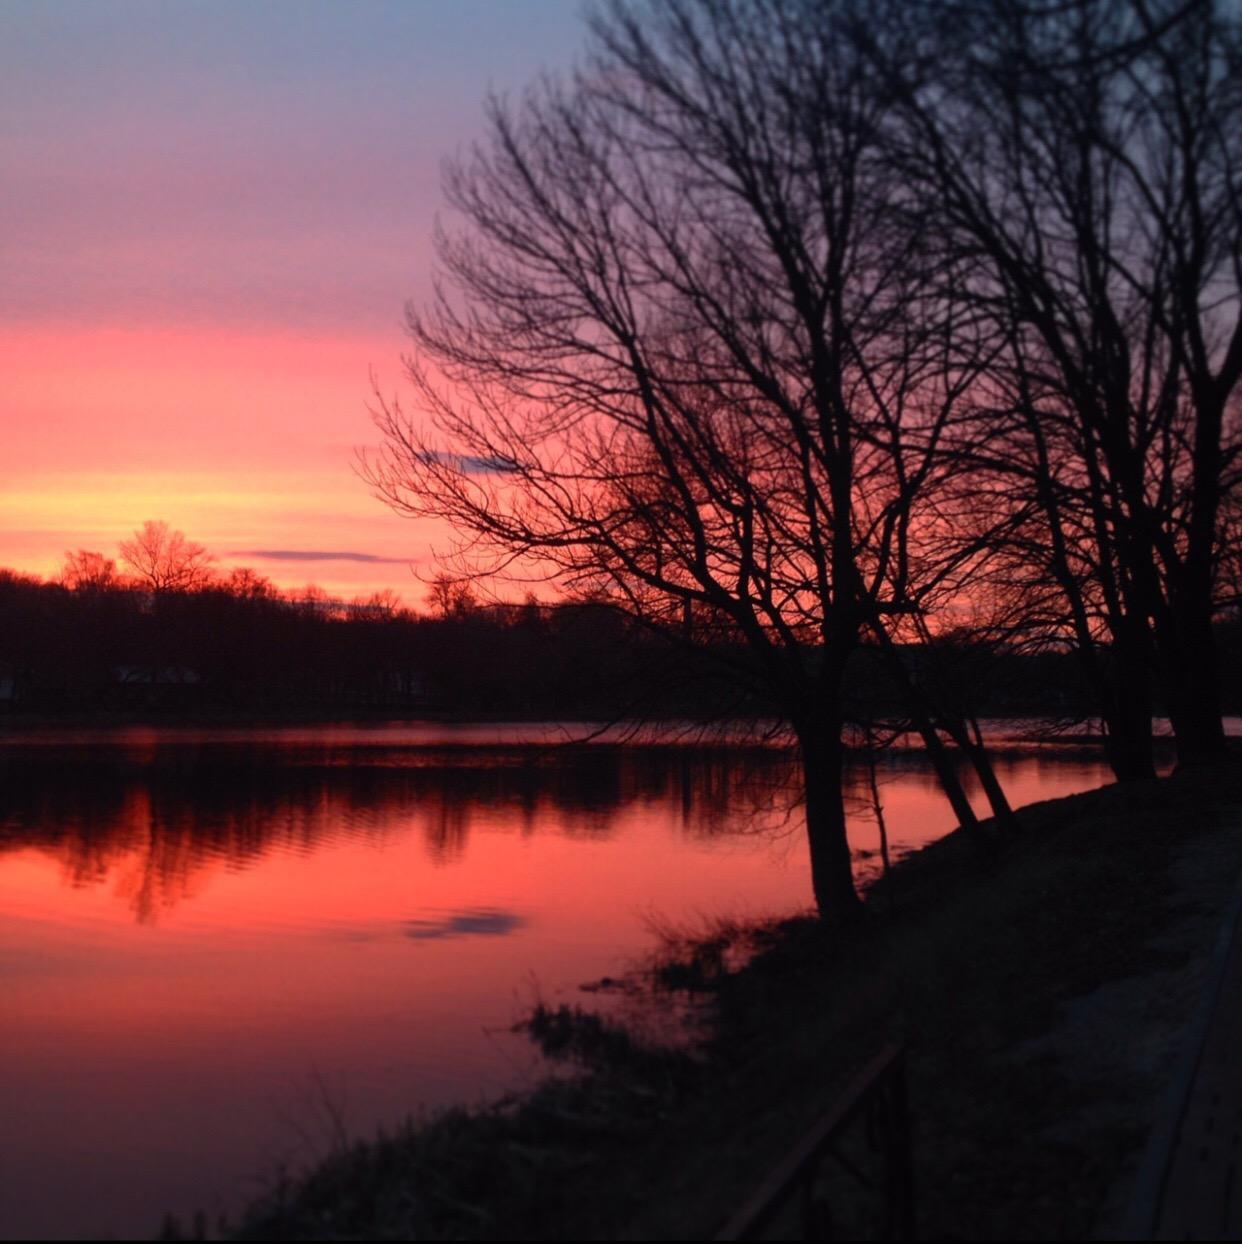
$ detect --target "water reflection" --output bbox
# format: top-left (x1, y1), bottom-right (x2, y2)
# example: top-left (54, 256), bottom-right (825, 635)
top-left (0, 745), bottom-right (803, 922)
top-left (0, 730), bottom-right (1116, 1240)
top-left (0, 739), bottom-right (1117, 926)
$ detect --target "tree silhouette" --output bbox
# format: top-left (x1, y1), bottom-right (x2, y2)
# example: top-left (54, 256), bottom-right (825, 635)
top-left (363, 0), bottom-right (1004, 920)
top-left (60, 549), bottom-right (122, 592)
top-left (425, 573), bottom-right (475, 619)
top-left (875, 0), bottom-right (1242, 773)
top-left (118, 521), bottom-right (215, 593)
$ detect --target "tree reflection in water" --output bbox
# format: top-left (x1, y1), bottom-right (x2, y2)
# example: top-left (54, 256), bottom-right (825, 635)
top-left (0, 737), bottom-right (1110, 923)
top-left (0, 744), bottom-right (805, 922)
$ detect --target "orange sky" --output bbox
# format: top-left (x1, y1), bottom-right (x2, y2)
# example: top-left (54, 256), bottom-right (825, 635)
top-left (0, 323), bottom-right (430, 600)
top-left (0, 1), bottom-right (583, 604)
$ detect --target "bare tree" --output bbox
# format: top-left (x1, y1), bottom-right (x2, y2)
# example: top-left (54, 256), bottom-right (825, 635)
top-left (364, 0), bottom-right (1003, 920)
top-left (352, 588), bottom-right (405, 620)
top-left (222, 566), bottom-right (276, 600)
top-left (425, 573), bottom-right (476, 619)
top-left (60, 549), bottom-right (122, 592)
top-left (118, 521), bottom-right (215, 593)
top-left (875, 0), bottom-right (1242, 772)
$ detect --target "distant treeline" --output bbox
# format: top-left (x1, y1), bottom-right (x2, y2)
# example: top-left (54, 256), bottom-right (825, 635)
top-left (2, 565), bottom-right (1237, 721)
top-left (0, 564), bottom-right (710, 717)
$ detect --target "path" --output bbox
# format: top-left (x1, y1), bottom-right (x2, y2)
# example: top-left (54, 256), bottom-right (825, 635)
top-left (1126, 887), bottom-right (1242, 1239)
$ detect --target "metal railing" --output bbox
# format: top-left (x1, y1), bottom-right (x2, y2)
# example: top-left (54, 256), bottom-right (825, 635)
top-left (716, 1041), bottom-right (915, 1241)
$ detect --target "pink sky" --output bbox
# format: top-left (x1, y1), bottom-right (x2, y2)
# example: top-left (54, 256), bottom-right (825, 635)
top-left (0, 0), bottom-right (583, 603)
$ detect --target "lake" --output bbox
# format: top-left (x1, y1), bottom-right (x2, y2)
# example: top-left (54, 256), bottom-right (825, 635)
top-left (0, 723), bottom-right (1116, 1238)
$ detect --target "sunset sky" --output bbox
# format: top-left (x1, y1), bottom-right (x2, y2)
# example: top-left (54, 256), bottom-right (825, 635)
top-left (1, 0), bottom-right (584, 602)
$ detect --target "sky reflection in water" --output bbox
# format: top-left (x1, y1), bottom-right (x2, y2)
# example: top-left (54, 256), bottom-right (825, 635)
top-left (0, 727), bottom-right (1114, 1239)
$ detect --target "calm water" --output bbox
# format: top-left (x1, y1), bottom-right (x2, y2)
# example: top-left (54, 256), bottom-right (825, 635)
top-left (0, 724), bottom-right (1115, 1239)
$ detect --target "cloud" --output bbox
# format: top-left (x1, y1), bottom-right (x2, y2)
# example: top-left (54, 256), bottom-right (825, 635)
top-left (236, 548), bottom-right (411, 564)
top-left (403, 908), bottom-right (526, 941)
top-left (417, 450), bottom-right (519, 475)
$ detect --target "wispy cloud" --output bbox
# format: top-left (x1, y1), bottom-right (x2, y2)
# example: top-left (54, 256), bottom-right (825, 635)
top-left (417, 450), bottom-right (519, 475)
top-left (236, 549), bottom-right (411, 564)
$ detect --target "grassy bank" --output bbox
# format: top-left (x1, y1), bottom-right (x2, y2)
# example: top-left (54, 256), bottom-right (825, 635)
top-left (230, 752), bottom-right (1242, 1240)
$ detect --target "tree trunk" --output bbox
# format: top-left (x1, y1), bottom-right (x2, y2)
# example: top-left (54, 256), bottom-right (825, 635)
top-left (798, 717), bottom-right (865, 924)
top-left (942, 716), bottom-right (1015, 830)
top-left (861, 630), bottom-right (984, 836)
top-left (1163, 379), bottom-right (1229, 768)
top-left (1102, 714), bottom-right (1156, 781)
top-left (1064, 613), bottom-right (1155, 782)
top-left (1161, 601), bottom-right (1228, 768)
top-left (1090, 611), bottom-right (1157, 782)
top-left (910, 718), bottom-right (984, 836)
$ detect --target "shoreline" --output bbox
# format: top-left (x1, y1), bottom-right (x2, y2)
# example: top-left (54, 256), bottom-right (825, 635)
top-left (0, 713), bottom-right (1189, 762)
top-left (225, 747), bottom-right (1242, 1240)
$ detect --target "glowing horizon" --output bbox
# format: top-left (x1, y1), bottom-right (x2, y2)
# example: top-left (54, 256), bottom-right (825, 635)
top-left (0, 0), bottom-right (584, 602)
top-left (0, 322), bottom-right (434, 600)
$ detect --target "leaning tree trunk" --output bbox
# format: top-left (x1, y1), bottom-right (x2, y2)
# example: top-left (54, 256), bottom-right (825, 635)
top-left (910, 717), bottom-right (984, 836)
top-left (940, 716), bottom-right (1016, 831)
top-left (865, 633), bottom-right (984, 837)
top-left (796, 714), bottom-right (865, 924)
